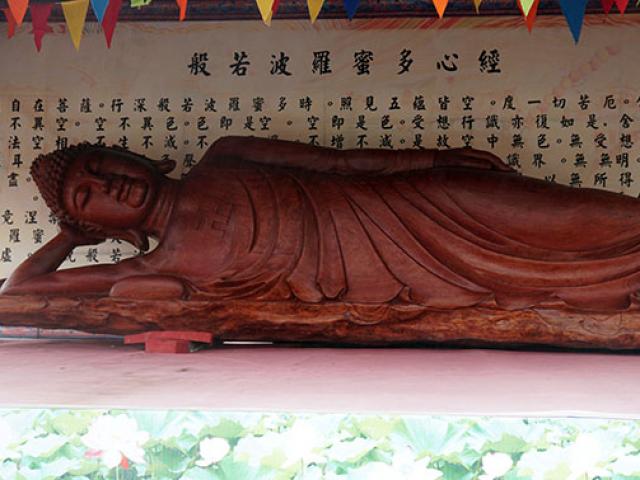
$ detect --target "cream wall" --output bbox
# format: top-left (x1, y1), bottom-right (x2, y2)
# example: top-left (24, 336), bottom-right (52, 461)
top-left (1, 16), bottom-right (639, 277)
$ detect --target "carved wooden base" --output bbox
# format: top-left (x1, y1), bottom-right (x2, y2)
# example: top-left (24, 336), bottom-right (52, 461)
top-left (1, 295), bottom-right (639, 350)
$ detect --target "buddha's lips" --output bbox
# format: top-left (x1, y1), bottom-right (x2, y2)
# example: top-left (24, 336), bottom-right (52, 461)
top-left (109, 177), bottom-right (148, 208)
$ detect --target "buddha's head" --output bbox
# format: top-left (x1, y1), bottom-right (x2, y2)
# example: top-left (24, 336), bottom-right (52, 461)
top-left (31, 143), bottom-right (176, 250)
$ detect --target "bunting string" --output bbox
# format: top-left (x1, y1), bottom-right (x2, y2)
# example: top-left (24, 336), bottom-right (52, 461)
top-left (0, 0), bottom-right (636, 52)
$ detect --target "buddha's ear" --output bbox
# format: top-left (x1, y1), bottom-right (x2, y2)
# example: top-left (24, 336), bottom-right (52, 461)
top-left (118, 229), bottom-right (150, 252)
top-left (156, 158), bottom-right (176, 175)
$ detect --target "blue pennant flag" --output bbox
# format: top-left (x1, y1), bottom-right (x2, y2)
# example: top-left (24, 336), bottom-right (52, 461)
top-left (344, 0), bottom-right (359, 19)
top-left (559, 0), bottom-right (588, 43)
top-left (91, 0), bottom-right (109, 23)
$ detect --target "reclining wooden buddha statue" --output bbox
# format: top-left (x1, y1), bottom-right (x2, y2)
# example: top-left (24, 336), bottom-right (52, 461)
top-left (2, 135), bottom-right (640, 349)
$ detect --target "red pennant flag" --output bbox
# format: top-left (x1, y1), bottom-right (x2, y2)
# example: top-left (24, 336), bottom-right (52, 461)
top-left (176, 0), bottom-right (187, 20)
top-left (7, 0), bottom-right (28, 26)
top-left (30, 3), bottom-right (53, 52)
top-left (2, 8), bottom-right (17, 38)
top-left (525, 0), bottom-right (540, 32)
top-left (615, 0), bottom-right (629, 13)
top-left (102, 0), bottom-right (122, 48)
top-left (517, 0), bottom-right (539, 31)
top-left (601, 0), bottom-right (615, 13)
top-left (272, 0), bottom-right (280, 14)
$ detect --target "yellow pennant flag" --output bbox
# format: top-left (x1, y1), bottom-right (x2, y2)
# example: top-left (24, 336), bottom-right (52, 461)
top-left (256, 0), bottom-right (274, 25)
top-left (473, 0), bottom-right (482, 13)
top-left (433, 0), bottom-right (448, 18)
top-left (520, 0), bottom-right (535, 16)
top-left (308, 0), bottom-right (325, 23)
top-left (62, 0), bottom-right (89, 50)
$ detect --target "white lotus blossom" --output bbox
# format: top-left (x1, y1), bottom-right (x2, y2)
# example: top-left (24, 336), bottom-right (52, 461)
top-left (610, 453), bottom-right (640, 476)
top-left (390, 447), bottom-right (443, 480)
top-left (302, 465), bottom-right (339, 480)
top-left (235, 418), bottom-right (329, 468)
top-left (346, 458), bottom-right (442, 480)
top-left (566, 433), bottom-right (613, 480)
top-left (0, 460), bottom-right (17, 479)
top-left (517, 432), bottom-right (619, 480)
top-left (81, 415), bottom-right (149, 469)
top-left (479, 452), bottom-right (513, 480)
top-left (326, 437), bottom-right (377, 463)
top-left (195, 437), bottom-right (230, 467)
top-left (0, 417), bottom-right (18, 461)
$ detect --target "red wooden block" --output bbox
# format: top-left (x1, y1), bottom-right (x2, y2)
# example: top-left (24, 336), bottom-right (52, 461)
top-left (124, 331), bottom-right (214, 354)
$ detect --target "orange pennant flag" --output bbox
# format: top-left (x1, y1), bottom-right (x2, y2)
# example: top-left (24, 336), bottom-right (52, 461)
top-left (176, 0), bottom-right (187, 20)
top-left (61, 0), bottom-right (90, 50)
top-left (2, 8), bottom-right (17, 38)
top-left (433, 0), bottom-right (448, 18)
top-left (7, 0), bottom-right (28, 26)
top-left (473, 0), bottom-right (482, 13)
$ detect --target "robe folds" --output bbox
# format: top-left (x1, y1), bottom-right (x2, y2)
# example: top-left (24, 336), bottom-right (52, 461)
top-left (181, 158), bottom-right (640, 312)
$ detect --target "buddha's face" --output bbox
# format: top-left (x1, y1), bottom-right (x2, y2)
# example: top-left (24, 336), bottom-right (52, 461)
top-left (62, 149), bottom-right (159, 230)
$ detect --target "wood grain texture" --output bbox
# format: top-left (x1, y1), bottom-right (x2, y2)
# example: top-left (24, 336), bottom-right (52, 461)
top-left (1, 294), bottom-right (639, 350)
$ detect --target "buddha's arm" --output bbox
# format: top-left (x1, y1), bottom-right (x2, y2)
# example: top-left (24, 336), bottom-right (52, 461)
top-left (0, 226), bottom-right (141, 296)
top-left (0, 231), bottom-right (78, 294)
top-left (0, 261), bottom-right (142, 296)
top-left (208, 136), bottom-right (514, 174)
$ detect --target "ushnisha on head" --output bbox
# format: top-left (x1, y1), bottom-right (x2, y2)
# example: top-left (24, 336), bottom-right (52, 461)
top-left (30, 143), bottom-right (176, 251)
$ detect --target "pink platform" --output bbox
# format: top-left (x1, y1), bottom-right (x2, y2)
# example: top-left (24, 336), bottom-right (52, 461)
top-left (1, 339), bottom-right (639, 418)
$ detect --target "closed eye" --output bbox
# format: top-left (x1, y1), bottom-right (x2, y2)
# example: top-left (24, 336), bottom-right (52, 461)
top-left (74, 186), bottom-right (90, 211)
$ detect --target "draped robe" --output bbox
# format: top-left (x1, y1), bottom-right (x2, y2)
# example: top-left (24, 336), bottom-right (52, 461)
top-left (165, 153), bottom-right (640, 312)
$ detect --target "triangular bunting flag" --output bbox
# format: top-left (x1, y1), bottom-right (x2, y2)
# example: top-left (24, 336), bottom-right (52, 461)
top-left (601, 0), bottom-right (615, 13)
top-left (344, 0), bottom-right (359, 19)
top-left (433, 0), bottom-right (448, 17)
top-left (520, 0), bottom-right (535, 16)
top-left (2, 8), bottom-right (17, 38)
top-left (559, 0), bottom-right (588, 43)
top-left (308, 0), bottom-right (325, 23)
top-left (102, 0), bottom-right (122, 47)
top-left (616, 0), bottom-right (630, 13)
top-left (473, 0), bottom-right (482, 13)
top-left (176, 0), bottom-right (187, 20)
top-left (62, 0), bottom-right (90, 50)
top-left (30, 3), bottom-right (53, 52)
top-left (256, 0), bottom-right (274, 25)
top-left (525, 0), bottom-right (540, 32)
top-left (7, 0), bottom-right (28, 26)
top-left (90, 0), bottom-right (108, 22)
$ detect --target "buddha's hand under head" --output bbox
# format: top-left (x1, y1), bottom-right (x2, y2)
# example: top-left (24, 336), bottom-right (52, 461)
top-left (59, 223), bottom-right (105, 247)
top-left (435, 148), bottom-right (515, 173)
